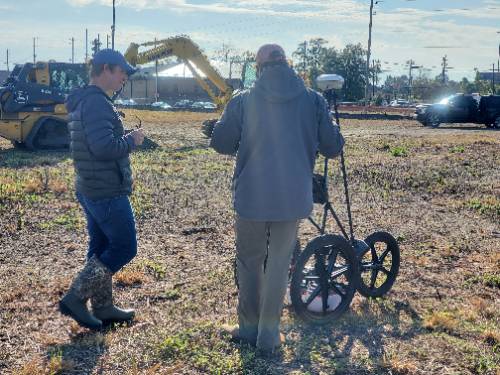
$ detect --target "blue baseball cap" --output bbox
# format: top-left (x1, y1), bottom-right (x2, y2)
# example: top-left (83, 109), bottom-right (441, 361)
top-left (92, 49), bottom-right (137, 76)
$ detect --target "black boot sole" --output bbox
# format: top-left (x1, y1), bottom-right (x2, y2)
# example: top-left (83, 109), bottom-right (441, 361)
top-left (59, 300), bottom-right (103, 331)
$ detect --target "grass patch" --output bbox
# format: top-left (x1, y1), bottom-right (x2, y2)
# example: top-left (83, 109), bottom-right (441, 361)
top-left (465, 273), bottom-right (500, 289)
top-left (468, 352), bottom-right (499, 375)
top-left (157, 323), bottom-right (242, 374)
top-left (46, 348), bottom-right (76, 375)
top-left (13, 352), bottom-right (76, 375)
top-left (162, 287), bottom-right (181, 301)
top-left (142, 260), bottom-right (167, 280)
top-left (381, 353), bottom-right (419, 375)
top-left (423, 311), bottom-right (458, 334)
top-left (115, 268), bottom-right (148, 286)
top-left (39, 212), bottom-right (82, 230)
top-left (481, 329), bottom-right (500, 347)
top-left (389, 145), bottom-right (409, 157)
top-left (449, 145), bottom-right (465, 153)
top-left (466, 197), bottom-right (500, 218)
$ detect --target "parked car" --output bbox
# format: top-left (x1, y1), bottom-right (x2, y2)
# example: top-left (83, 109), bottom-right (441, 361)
top-left (389, 99), bottom-right (411, 108)
top-left (191, 101), bottom-right (217, 110)
top-left (151, 101), bottom-right (172, 110)
top-left (415, 94), bottom-right (500, 128)
top-left (120, 99), bottom-right (137, 107)
top-left (173, 99), bottom-right (193, 109)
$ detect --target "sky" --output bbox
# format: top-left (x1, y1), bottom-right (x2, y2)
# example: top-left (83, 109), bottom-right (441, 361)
top-left (0, 0), bottom-right (499, 81)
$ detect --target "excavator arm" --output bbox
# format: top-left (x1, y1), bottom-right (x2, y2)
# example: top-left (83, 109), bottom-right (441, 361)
top-left (124, 36), bottom-right (233, 108)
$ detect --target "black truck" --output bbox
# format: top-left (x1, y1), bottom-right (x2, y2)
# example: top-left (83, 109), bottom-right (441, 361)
top-left (415, 94), bottom-right (500, 129)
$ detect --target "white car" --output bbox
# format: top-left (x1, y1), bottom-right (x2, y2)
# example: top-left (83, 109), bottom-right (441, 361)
top-left (151, 101), bottom-right (172, 110)
top-left (390, 99), bottom-right (411, 108)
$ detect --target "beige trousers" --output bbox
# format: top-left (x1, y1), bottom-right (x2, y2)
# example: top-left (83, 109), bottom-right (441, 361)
top-left (235, 216), bottom-right (299, 350)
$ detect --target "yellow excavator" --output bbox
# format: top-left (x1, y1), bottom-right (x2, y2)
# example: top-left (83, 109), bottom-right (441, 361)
top-left (124, 36), bottom-right (235, 109)
top-left (0, 62), bottom-right (88, 149)
top-left (0, 36), bottom-right (252, 150)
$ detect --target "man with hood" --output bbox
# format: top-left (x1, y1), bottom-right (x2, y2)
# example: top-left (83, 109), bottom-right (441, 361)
top-left (209, 44), bottom-right (345, 355)
top-left (59, 49), bottom-right (144, 330)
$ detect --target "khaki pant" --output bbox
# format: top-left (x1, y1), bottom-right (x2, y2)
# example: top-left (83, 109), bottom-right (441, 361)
top-left (235, 216), bottom-right (299, 350)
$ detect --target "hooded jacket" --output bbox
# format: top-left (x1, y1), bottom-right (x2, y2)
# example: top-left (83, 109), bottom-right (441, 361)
top-left (210, 64), bottom-right (344, 221)
top-left (66, 85), bottom-right (136, 200)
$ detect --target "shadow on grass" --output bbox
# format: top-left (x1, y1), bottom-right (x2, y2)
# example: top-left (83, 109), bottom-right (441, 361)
top-left (286, 298), bottom-right (423, 374)
top-left (171, 144), bottom-right (210, 153)
top-left (45, 323), bottom-right (132, 374)
top-left (45, 330), bottom-right (105, 374)
top-left (339, 112), bottom-right (413, 121)
top-left (434, 125), bottom-right (499, 131)
top-left (0, 148), bottom-right (70, 168)
top-left (135, 137), bottom-right (161, 151)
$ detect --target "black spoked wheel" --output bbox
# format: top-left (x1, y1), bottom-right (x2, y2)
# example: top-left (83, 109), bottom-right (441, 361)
top-left (357, 231), bottom-right (400, 298)
top-left (289, 239), bottom-right (301, 279)
top-left (427, 113), bottom-right (441, 128)
top-left (290, 235), bottom-right (358, 324)
top-left (493, 116), bottom-right (500, 129)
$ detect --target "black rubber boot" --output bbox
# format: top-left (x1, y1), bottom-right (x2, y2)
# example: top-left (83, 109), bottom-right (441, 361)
top-left (91, 260), bottom-right (135, 325)
top-left (59, 294), bottom-right (103, 330)
top-left (59, 256), bottom-right (106, 330)
top-left (93, 305), bottom-right (135, 325)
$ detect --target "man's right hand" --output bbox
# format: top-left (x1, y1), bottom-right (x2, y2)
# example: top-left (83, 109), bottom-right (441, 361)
top-left (130, 129), bottom-right (145, 146)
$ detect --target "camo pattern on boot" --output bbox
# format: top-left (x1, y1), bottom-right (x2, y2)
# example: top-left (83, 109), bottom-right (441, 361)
top-left (69, 255), bottom-right (110, 301)
top-left (90, 259), bottom-right (113, 309)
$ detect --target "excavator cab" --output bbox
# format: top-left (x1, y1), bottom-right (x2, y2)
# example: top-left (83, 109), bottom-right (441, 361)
top-left (0, 62), bottom-right (88, 150)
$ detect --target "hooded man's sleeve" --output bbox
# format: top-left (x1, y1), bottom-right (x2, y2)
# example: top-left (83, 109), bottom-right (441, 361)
top-left (82, 95), bottom-right (135, 160)
top-left (316, 93), bottom-right (344, 158)
top-left (209, 95), bottom-right (242, 155)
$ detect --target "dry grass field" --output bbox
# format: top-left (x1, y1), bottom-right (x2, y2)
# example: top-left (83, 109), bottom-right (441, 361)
top-left (0, 110), bottom-right (499, 374)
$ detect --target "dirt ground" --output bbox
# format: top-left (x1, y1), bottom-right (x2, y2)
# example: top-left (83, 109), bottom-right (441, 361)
top-left (0, 111), bottom-right (498, 374)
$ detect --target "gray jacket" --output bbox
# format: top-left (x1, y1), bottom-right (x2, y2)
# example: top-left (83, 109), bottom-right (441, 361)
top-left (66, 86), bottom-right (136, 200)
top-left (210, 65), bottom-right (344, 221)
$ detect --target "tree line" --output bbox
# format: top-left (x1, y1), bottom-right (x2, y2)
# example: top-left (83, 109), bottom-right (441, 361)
top-left (291, 38), bottom-right (496, 103)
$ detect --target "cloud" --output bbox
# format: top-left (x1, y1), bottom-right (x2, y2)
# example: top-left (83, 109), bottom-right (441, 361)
top-left (64, 0), bottom-right (366, 18)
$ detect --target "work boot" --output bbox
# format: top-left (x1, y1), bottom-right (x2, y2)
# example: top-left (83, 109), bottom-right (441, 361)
top-left (59, 256), bottom-right (104, 330)
top-left (256, 333), bottom-right (286, 359)
top-left (90, 259), bottom-right (135, 325)
top-left (220, 324), bottom-right (256, 346)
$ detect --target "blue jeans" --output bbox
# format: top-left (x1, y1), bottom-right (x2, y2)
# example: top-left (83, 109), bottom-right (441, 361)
top-left (76, 192), bottom-right (137, 274)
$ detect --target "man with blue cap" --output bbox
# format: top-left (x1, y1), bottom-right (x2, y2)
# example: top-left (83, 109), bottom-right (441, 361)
top-left (59, 49), bottom-right (144, 330)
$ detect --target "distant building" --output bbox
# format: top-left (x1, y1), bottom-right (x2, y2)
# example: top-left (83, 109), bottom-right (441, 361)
top-left (121, 76), bottom-right (242, 103)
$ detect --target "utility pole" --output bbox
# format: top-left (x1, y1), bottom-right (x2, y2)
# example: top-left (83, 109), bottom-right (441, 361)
top-left (365, 0), bottom-right (374, 105)
top-left (85, 29), bottom-right (88, 62)
top-left (155, 38), bottom-right (159, 102)
top-left (372, 60), bottom-right (376, 97)
top-left (407, 60), bottom-right (421, 101)
top-left (33, 37), bottom-right (36, 64)
top-left (441, 55), bottom-right (448, 84)
top-left (111, 0), bottom-right (116, 50)
top-left (70, 37), bottom-right (75, 63)
top-left (492, 63), bottom-right (496, 93)
top-left (6, 49), bottom-right (9, 72)
top-left (107, 34), bottom-right (110, 49)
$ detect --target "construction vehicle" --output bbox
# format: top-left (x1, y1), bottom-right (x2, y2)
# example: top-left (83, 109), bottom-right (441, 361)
top-left (124, 36), bottom-right (235, 109)
top-left (0, 62), bottom-right (88, 149)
